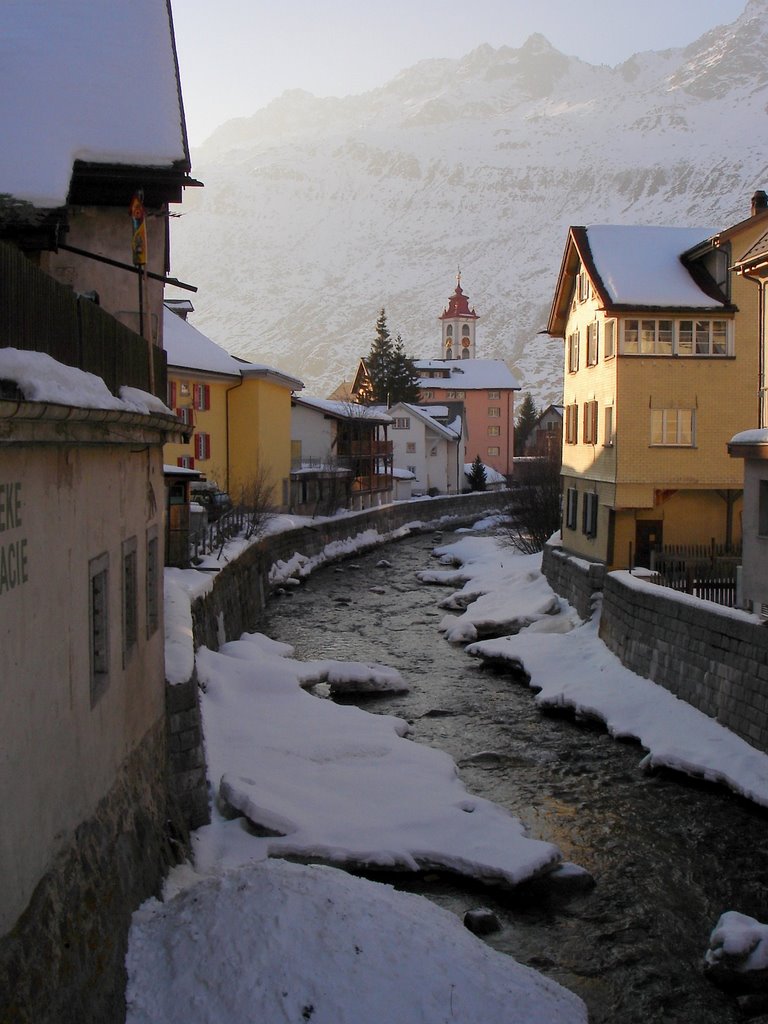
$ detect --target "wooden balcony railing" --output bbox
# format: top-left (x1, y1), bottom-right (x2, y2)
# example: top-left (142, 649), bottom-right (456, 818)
top-left (0, 241), bottom-right (166, 400)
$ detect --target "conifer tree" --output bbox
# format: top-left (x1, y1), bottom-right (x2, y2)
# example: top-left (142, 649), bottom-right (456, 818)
top-left (364, 308), bottom-right (394, 405)
top-left (467, 454), bottom-right (487, 492)
top-left (388, 333), bottom-right (422, 405)
top-left (362, 311), bottom-right (421, 406)
top-left (514, 392), bottom-right (539, 456)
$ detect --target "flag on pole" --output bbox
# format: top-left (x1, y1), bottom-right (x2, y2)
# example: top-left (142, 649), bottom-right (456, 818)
top-left (130, 191), bottom-right (147, 267)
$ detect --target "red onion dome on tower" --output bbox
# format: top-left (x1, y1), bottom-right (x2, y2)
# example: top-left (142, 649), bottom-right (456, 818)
top-left (439, 272), bottom-right (478, 321)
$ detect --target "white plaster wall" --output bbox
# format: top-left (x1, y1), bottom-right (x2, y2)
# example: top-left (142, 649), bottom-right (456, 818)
top-left (291, 404), bottom-right (335, 462)
top-left (0, 443), bottom-right (166, 934)
top-left (742, 459), bottom-right (768, 611)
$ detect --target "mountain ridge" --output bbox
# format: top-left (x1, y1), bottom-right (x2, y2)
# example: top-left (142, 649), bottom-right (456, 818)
top-left (169, 0), bottom-right (768, 404)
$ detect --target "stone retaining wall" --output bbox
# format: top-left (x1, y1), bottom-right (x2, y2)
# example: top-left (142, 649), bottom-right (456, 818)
top-left (191, 492), bottom-right (511, 650)
top-left (599, 573), bottom-right (768, 754)
top-left (166, 677), bottom-right (210, 831)
top-left (541, 539), bottom-right (768, 755)
top-left (541, 541), bottom-right (606, 622)
top-left (0, 719), bottom-right (178, 1024)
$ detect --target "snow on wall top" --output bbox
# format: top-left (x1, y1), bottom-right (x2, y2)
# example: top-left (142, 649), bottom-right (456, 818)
top-left (1, 0), bottom-right (188, 208)
top-left (586, 225), bottom-right (722, 308)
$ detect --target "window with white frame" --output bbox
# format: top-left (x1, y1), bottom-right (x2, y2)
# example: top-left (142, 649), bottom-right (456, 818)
top-left (565, 403), bottom-right (579, 444)
top-left (586, 322), bottom-right (599, 366)
top-left (487, 425), bottom-right (500, 436)
top-left (422, 390), bottom-right (434, 399)
top-left (603, 406), bottom-right (614, 447)
top-left (577, 270), bottom-right (590, 302)
top-left (176, 406), bottom-right (194, 427)
top-left (488, 390), bottom-right (500, 400)
top-left (392, 417), bottom-right (410, 429)
top-left (446, 390), bottom-right (466, 399)
top-left (622, 318), bottom-right (730, 356)
top-left (488, 407), bottom-right (500, 417)
top-left (193, 382), bottom-right (210, 410)
top-left (565, 488), bottom-right (578, 530)
top-left (89, 552), bottom-right (110, 706)
top-left (177, 455), bottom-right (195, 469)
top-left (487, 446), bottom-right (500, 456)
top-left (604, 319), bottom-right (616, 359)
top-left (583, 400), bottom-right (598, 445)
top-left (650, 408), bottom-right (695, 446)
top-left (582, 492), bottom-right (598, 538)
top-left (195, 432), bottom-right (210, 460)
top-left (567, 331), bottom-right (579, 373)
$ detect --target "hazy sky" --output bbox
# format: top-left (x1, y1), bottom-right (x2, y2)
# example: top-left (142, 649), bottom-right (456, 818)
top-left (172, 0), bottom-right (749, 145)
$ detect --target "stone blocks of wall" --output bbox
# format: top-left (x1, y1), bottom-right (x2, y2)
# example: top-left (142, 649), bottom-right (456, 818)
top-left (541, 540), bottom-right (606, 621)
top-left (166, 677), bottom-right (210, 832)
top-left (599, 574), bottom-right (768, 754)
top-left (191, 493), bottom-right (511, 649)
top-left (0, 720), bottom-right (177, 1024)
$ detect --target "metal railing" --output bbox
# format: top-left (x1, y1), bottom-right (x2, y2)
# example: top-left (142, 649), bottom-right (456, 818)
top-left (188, 507), bottom-right (250, 563)
top-left (649, 542), bottom-right (742, 607)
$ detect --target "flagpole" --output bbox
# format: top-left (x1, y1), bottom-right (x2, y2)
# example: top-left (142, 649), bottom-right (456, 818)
top-left (130, 190), bottom-right (155, 394)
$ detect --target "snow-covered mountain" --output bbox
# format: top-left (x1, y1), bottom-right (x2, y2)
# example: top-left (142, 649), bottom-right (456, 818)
top-left (169, 0), bottom-right (768, 404)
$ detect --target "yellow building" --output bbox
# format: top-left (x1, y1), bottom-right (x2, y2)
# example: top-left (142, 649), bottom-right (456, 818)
top-left (547, 193), bottom-right (768, 569)
top-left (164, 301), bottom-right (303, 509)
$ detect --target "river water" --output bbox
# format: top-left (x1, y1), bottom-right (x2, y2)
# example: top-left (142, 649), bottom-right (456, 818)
top-left (261, 528), bottom-right (768, 1023)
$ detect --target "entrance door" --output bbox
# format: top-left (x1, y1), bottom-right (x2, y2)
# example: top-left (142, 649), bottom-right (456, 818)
top-left (635, 520), bottom-right (663, 569)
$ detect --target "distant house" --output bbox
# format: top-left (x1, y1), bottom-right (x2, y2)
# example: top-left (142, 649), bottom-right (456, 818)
top-left (344, 276), bottom-right (520, 477)
top-left (547, 193), bottom-right (768, 569)
top-left (291, 396), bottom-right (393, 513)
top-left (523, 404), bottom-right (563, 460)
top-left (0, 2), bottom-right (195, 1017)
top-left (384, 401), bottom-right (464, 495)
top-left (163, 301), bottom-right (303, 509)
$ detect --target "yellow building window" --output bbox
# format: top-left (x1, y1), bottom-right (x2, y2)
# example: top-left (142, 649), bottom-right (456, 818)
top-left (650, 409), bottom-right (694, 446)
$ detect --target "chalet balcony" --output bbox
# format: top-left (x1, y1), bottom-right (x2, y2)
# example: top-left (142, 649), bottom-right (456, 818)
top-left (347, 439), bottom-right (393, 457)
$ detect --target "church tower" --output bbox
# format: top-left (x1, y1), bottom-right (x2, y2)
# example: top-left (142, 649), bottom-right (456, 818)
top-left (438, 271), bottom-right (479, 360)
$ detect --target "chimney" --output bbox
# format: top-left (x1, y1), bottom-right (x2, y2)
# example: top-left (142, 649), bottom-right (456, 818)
top-left (752, 190), bottom-right (768, 216)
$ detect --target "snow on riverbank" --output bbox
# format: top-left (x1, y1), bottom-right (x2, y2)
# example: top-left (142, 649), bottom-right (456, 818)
top-left (140, 514), bottom-right (768, 1021)
top-left (133, 514), bottom-right (589, 1024)
top-left (126, 859), bottom-right (587, 1024)
top-left (426, 534), bottom-right (768, 807)
top-left (192, 630), bottom-right (561, 886)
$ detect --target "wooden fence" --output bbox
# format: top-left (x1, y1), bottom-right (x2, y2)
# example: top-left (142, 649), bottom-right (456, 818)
top-left (649, 543), bottom-right (741, 607)
top-left (0, 241), bottom-right (166, 400)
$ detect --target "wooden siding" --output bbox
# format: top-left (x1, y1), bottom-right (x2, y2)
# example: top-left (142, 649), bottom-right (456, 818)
top-left (0, 242), bottom-right (166, 400)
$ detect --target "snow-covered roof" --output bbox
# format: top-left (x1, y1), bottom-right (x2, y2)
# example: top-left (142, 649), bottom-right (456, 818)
top-left (416, 359), bottom-right (520, 390)
top-left (730, 428), bottom-right (768, 445)
top-left (163, 306), bottom-right (303, 390)
top-left (464, 462), bottom-right (507, 484)
top-left (585, 225), bottom-right (722, 307)
top-left (294, 395), bottom-right (393, 424)
top-left (387, 402), bottom-right (463, 441)
top-left (0, 0), bottom-right (189, 208)
top-left (164, 307), bottom-right (242, 377)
